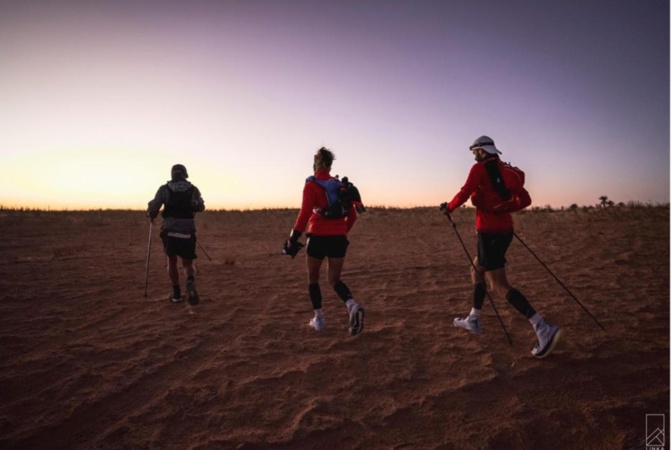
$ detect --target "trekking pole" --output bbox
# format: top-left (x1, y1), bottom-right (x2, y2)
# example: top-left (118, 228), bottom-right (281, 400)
top-left (143, 221), bottom-right (153, 298)
top-left (513, 232), bottom-right (605, 330)
top-left (442, 207), bottom-right (514, 346)
top-left (197, 239), bottom-right (212, 261)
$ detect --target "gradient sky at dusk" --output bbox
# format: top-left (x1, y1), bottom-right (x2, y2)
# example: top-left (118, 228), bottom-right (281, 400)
top-left (1, 0), bottom-right (668, 210)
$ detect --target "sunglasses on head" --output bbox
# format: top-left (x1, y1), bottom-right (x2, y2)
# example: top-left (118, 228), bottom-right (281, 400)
top-left (470, 142), bottom-right (494, 150)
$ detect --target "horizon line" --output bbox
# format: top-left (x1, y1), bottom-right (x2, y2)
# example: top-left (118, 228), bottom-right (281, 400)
top-left (1, 201), bottom-right (668, 213)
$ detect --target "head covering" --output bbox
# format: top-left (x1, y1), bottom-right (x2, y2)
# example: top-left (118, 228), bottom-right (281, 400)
top-left (469, 135), bottom-right (502, 155)
top-left (171, 164), bottom-right (189, 180)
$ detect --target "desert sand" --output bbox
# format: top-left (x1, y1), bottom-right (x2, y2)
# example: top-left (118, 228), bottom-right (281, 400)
top-left (0, 206), bottom-right (668, 449)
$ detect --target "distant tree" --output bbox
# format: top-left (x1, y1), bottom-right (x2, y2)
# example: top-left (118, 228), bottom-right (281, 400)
top-left (607, 200), bottom-right (614, 207)
top-left (599, 195), bottom-right (609, 208)
top-left (569, 203), bottom-right (578, 210)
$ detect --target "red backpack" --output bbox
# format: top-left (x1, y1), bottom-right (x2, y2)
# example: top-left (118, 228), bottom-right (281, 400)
top-left (472, 159), bottom-right (531, 213)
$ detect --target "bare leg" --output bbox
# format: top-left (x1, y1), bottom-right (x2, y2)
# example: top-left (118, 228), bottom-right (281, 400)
top-left (469, 257), bottom-right (487, 285)
top-left (328, 257), bottom-right (354, 304)
top-left (306, 256), bottom-right (326, 328)
top-left (307, 256), bottom-right (323, 284)
top-left (182, 258), bottom-right (199, 305)
top-left (484, 267), bottom-right (513, 298)
top-left (167, 255), bottom-right (179, 286)
top-left (470, 257), bottom-right (488, 312)
top-left (327, 257), bottom-right (345, 286)
top-left (182, 259), bottom-right (196, 279)
top-left (167, 255), bottom-right (183, 302)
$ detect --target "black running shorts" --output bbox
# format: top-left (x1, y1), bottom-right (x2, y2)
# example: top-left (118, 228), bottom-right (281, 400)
top-left (306, 235), bottom-right (349, 260)
top-left (160, 229), bottom-right (197, 260)
top-left (477, 232), bottom-right (513, 271)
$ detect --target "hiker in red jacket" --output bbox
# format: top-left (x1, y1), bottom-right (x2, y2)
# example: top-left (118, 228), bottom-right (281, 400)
top-left (283, 147), bottom-right (365, 336)
top-left (441, 136), bottom-right (563, 358)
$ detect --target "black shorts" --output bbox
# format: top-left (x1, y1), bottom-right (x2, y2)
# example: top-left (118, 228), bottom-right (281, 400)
top-left (306, 235), bottom-right (349, 260)
top-left (477, 232), bottom-right (513, 271)
top-left (160, 229), bottom-right (197, 260)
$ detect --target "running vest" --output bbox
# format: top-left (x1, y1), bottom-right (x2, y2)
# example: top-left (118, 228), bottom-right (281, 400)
top-left (306, 176), bottom-right (349, 219)
top-left (484, 158), bottom-right (524, 198)
top-left (162, 184), bottom-right (195, 219)
top-left (477, 157), bottom-right (527, 212)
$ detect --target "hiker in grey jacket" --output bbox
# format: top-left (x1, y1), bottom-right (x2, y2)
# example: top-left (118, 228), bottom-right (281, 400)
top-left (147, 164), bottom-right (205, 305)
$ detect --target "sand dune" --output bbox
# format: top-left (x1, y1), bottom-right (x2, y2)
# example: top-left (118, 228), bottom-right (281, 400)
top-left (0, 206), bottom-right (668, 449)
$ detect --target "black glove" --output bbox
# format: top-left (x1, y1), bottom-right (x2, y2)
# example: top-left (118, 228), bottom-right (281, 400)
top-left (282, 229), bottom-right (304, 258)
top-left (439, 202), bottom-right (448, 212)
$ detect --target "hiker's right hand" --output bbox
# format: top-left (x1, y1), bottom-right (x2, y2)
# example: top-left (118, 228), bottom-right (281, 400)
top-left (282, 240), bottom-right (304, 258)
top-left (282, 229), bottom-right (304, 258)
top-left (288, 229), bottom-right (302, 243)
top-left (439, 202), bottom-right (450, 215)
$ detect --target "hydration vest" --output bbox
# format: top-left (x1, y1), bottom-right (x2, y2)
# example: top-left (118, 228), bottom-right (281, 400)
top-left (476, 157), bottom-right (528, 212)
top-left (162, 183), bottom-right (195, 219)
top-left (484, 158), bottom-right (525, 201)
top-left (306, 176), bottom-right (349, 219)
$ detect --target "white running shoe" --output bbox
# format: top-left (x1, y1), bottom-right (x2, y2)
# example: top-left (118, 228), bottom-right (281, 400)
top-left (309, 315), bottom-right (326, 331)
top-left (531, 320), bottom-right (563, 358)
top-left (348, 304), bottom-right (365, 336)
top-left (453, 315), bottom-right (482, 334)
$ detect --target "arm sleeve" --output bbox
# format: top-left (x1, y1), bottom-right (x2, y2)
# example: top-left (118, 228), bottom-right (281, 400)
top-left (192, 187), bottom-right (205, 213)
top-left (447, 164), bottom-right (482, 212)
top-left (147, 186), bottom-right (164, 218)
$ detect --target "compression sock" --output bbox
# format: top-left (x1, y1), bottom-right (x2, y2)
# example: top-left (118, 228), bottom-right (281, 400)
top-left (505, 288), bottom-right (537, 319)
top-left (333, 280), bottom-right (353, 302)
top-left (473, 282), bottom-right (486, 310)
top-left (309, 283), bottom-right (322, 310)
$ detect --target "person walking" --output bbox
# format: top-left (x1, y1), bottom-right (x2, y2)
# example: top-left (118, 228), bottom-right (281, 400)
top-left (283, 147), bottom-right (365, 336)
top-left (147, 164), bottom-right (205, 305)
top-left (441, 135), bottom-right (563, 358)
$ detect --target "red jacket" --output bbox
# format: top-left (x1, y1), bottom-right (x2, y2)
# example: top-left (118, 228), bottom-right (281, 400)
top-left (447, 157), bottom-right (529, 233)
top-left (293, 170), bottom-right (357, 236)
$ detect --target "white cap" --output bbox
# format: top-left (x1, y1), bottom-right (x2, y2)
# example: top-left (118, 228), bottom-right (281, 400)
top-left (469, 135), bottom-right (502, 155)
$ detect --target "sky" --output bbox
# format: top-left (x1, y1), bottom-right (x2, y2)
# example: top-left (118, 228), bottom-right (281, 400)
top-left (1, 0), bottom-right (669, 210)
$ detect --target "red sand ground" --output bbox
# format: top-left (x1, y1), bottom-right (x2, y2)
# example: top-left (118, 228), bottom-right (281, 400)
top-left (0, 206), bottom-right (668, 449)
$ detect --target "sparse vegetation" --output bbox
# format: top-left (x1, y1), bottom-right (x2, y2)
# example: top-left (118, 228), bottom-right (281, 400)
top-left (598, 195), bottom-right (615, 208)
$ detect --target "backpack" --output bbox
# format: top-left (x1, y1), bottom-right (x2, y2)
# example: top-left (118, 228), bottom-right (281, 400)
top-left (473, 159), bottom-right (530, 213)
top-left (306, 176), bottom-right (365, 219)
top-left (162, 183), bottom-right (196, 219)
